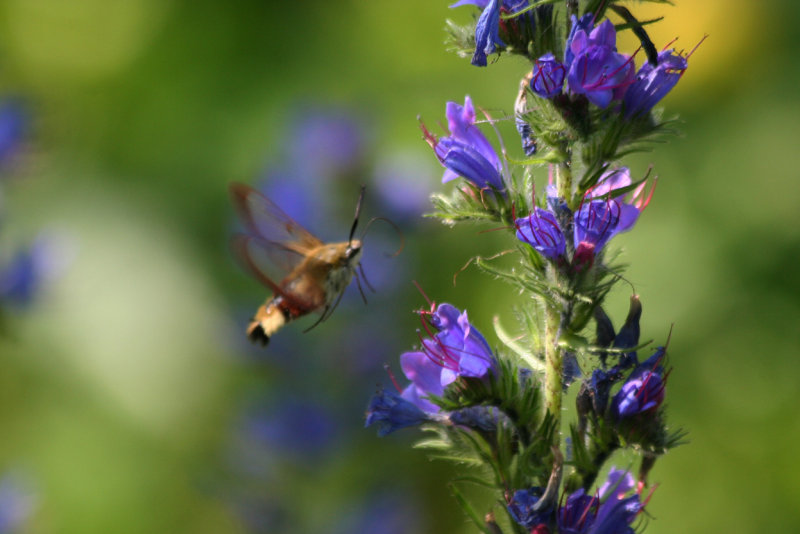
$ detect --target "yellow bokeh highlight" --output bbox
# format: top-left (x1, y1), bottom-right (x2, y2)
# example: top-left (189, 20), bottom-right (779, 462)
top-left (616, 0), bottom-right (757, 99)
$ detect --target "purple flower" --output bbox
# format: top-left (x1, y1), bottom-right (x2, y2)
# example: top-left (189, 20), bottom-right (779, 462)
top-left (515, 207), bottom-right (567, 261)
top-left (472, 0), bottom-right (504, 67)
top-left (587, 167), bottom-right (655, 234)
top-left (558, 469), bottom-right (642, 534)
top-left (400, 303), bottom-right (496, 413)
top-left (507, 487), bottom-right (551, 530)
top-left (451, 0), bottom-right (529, 67)
top-left (624, 49), bottom-right (688, 117)
top-left (611, 349), bottom-right (666, 419)
top-left (558, 489), bottom-right (597, 533)
top-left (566, 19), bottom-right (635, 108)
top-left (564, 14), bottom-right (595, 68)
top-left (572, 199), bottom-right (623, 268)
top-left (531, 53), bottom-right (566, 98)
top-left (422, 96), bottom-right (504, 191)
top-left (365, 388), bottom-right (429, 436)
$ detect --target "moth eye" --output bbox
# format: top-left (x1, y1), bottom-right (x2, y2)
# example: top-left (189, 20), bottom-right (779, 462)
top-left (346, 245), bottom-right (360, 260)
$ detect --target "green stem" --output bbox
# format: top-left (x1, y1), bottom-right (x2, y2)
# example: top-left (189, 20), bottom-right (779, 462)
top-left (543, 301), bottom-right (563, 431)
top-left (556, 159), bottom-right (572, 205)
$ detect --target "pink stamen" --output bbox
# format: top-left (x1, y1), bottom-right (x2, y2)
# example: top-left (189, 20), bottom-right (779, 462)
top-left (412, 280), bottom-right (435, 310)
top-left (384, 363), bottom-right (403, 393)
top-left (581, 49), bottom-right (638, 92)
top-left (662, 37), bottom-right (680, 52)
top-left (633, 176), bottom-right (657, 211)
top-left (686, 34), bottom-right (708, 60)
top-left (418, 119), bottom-right (438, 150)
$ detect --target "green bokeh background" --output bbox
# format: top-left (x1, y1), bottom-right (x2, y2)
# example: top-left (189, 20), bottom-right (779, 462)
top-left (0, 1), bottom-right (797, 532)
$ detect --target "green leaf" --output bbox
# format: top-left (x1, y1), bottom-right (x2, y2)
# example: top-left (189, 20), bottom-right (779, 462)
top-left (450, 484), bottom-right (494, 534)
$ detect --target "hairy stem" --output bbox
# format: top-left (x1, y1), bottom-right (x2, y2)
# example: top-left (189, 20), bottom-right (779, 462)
top-left (543, 301), bottom-right (563, 432)
top-left (556, 159), bottom-right (572, 206)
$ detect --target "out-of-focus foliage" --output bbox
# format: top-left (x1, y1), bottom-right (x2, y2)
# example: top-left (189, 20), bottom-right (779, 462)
top-left (0, 1), bottom-right (796, 533)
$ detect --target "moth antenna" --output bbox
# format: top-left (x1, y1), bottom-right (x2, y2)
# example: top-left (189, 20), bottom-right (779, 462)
top-left (360, 216), bottom-right (405, 258)
top-left (348, 185), bottom-right (367, 246)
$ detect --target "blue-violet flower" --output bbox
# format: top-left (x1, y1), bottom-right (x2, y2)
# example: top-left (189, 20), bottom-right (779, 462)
top-left (531, 53), bottom-right (566, 98)
top-left (451, 0), bottom-right (529, 67)
top-left (566, 19), bottom-right (635, 108)
top-left (422, 96), bottom-right (504, 191)
top-left (400, 303), bottom-right (496, 413)
top-left (365, 389), bottom-right (430, 436)
top-left (515, 207), bottom-right (567, 262)
top-left (507, 487), bottom-right (551, 530)
top-left (611, 349), bottom-right (666, 419)
top-left (558, 468), bottom-right (642, 534)
top-left (587, 167), bottom-right (655, 234)
top-left (624, 49), bottom-right (688, 117)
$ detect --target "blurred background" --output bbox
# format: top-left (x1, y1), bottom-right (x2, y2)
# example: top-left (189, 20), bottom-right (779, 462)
top-left (0, 0), bottom-right (796, 532)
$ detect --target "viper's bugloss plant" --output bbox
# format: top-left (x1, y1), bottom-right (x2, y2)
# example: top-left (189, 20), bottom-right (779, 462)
top-left (366, 2), bottom-right (698, 532)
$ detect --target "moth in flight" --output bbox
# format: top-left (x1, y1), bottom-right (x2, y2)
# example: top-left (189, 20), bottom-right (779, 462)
top-left (230, 183), bottom-right (372, 346)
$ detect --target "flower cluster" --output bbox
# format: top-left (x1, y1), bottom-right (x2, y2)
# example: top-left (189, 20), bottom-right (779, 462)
top-left (530, 14), bottom-right (691, 117)
top-left (509, 468), bottom-right (645, 533)
top-left (455, 5), bottom-right (692, 118)
top-left (366, 4), bottom-right (690, 533)
top-left (515, 167), bottom-right (654, 270)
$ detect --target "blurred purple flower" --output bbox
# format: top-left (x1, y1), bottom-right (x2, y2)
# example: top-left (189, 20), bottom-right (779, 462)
top-left (0, 474), bottom-right (35, 534)
top-left (531, 53), bottom-right (566, 98)
top-left (0, 99), bottom-right (27, 168)
top-left (566, 19), bottom-right (635, 108)
top-left (256, 167), bottom-right (331, 237)
top-left (400, 303), bottom-right (496, 413)
top-left (0, 232), bottom-right (73, 308)
top-left (423, 96), bottom-right (504, 191)
top-left (237, 396), bottom-right (339, 462)
top-left (287, 107), bottom-right (366, 176)
top-left (365, 388), bottom-right (429, 436)
top-left (624, 49), bottom-right (688, 117)
top-left (331, 491), bottom-right (422, 534)
top-left (373, 152), bottom-right (433, 223)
